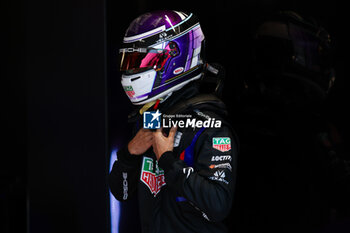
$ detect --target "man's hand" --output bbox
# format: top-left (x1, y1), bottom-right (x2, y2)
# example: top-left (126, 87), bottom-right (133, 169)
top-left (128, 128), bottom-right (153, 155)
top-left (153, 127), bottom-right (177, 160)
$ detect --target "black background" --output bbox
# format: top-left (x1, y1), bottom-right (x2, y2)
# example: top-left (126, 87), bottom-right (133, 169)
top-left (2, 0), bottom-right (343, 233)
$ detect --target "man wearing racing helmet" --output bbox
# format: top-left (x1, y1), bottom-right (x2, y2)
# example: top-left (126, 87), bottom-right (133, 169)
top-left (109, 10), bottom-right (238, 233)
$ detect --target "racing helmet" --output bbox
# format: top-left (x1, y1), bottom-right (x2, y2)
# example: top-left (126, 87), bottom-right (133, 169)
top-left (119, 10), bottom-right (205, 105)
top-left (253, 11), bottom-right (335, 94)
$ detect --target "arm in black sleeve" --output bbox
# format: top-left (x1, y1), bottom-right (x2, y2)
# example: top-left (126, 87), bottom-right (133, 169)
top-left (159, 126), bottom-right (238, 222)
top-left (108, 146), bottom-right (142, 201)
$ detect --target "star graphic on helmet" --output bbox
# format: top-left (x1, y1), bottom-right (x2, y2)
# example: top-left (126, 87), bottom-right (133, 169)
top-left (151, 110), bottom-right (161, 122)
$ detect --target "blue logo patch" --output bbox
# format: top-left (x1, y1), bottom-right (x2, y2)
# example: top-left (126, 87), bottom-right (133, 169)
top-left (143, 110), bottom-right (161, 129)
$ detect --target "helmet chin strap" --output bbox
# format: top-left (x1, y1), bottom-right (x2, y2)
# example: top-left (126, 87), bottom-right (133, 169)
top-left (139, 100), bottom-right (158, 115)
top-left (138, 92), bottom-right (173, 115)
top-left (139, 98), bottom-right (164, 115)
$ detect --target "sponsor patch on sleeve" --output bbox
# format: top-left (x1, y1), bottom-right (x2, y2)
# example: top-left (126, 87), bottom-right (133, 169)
top-left (211, 155), bottom-right (232, 162)
top-left (209, 170), bottom-right (229, 184)
top-left (212, 137), bottom-right (231, 152)
top-left (209, 163), bottom-right (232, 171)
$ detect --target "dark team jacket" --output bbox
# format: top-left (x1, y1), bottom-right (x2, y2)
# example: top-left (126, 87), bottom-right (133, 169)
top-left (109, 86), bottom-right (238, 233)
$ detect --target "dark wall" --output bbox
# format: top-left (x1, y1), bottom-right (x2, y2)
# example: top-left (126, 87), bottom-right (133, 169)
top-left (2, 0), bottom-right (27, 232)
top-left (25, 0), bottom-right (109, 233)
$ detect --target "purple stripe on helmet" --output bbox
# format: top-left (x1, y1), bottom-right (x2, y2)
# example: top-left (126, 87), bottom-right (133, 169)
top-left (134, 92), bottom-right (149, 99)
top-left (125, 11), bottom-right (183, 38)
top-left (185, 30), bottom-right (194, 71)
top-left (193, 26), bottom-right (204, 48)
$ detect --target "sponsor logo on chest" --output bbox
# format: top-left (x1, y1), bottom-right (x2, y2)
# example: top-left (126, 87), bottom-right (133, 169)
top-left (209, 170), bottom-right (229, 184)
top-left (211, 155), bottom-right (232, 162)
top-left (212, 137), bottom-right (231, 152)
top-left (209, 162), bottom-right (232, 171)
top-left (140, 157), bottom-right (166, 196)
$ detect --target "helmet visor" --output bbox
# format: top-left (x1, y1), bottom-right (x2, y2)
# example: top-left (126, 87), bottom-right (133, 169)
top-left (119, 47), bottom-right (171, 74)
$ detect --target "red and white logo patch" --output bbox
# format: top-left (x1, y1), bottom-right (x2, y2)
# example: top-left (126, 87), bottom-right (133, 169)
top-left (140, 157), bottom-right (166, 196)
top-left (173, 67), bottom-right (184, 75)
top-left (212, 137), bottom-right (231, 152)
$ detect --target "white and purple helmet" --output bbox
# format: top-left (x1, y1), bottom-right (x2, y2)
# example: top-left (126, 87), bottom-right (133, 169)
top-left (119, 10), bottom-right (205, 105)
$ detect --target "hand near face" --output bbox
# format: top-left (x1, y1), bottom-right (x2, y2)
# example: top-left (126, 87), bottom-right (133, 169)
top-left (152, 127), bottom-right (177, 160)
top-left (128, 128), bottom-right (153, 155)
